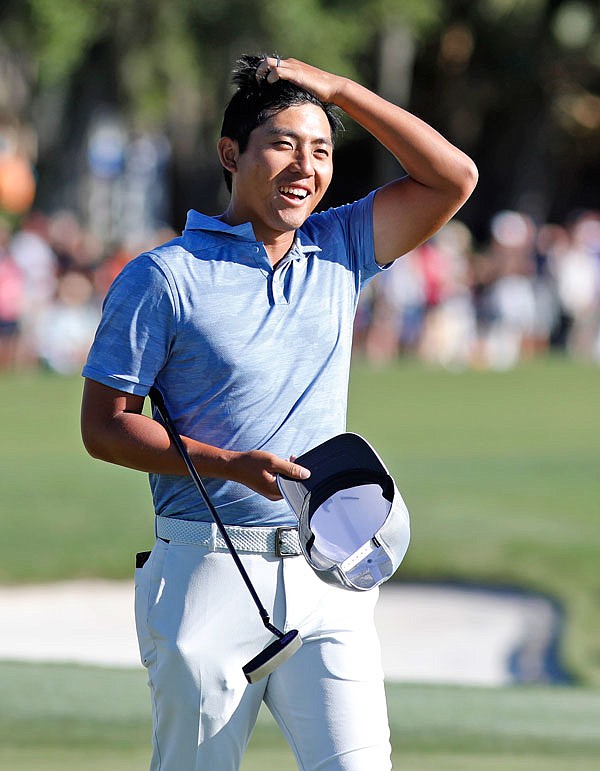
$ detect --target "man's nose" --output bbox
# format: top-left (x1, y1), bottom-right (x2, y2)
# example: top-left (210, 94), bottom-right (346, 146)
top-left (291, 148), bottom-right (314, 176)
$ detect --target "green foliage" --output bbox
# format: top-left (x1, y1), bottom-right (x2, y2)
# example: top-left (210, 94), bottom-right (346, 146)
top-left (259, 0), bottom-right (368, 79)
top-left (480, 0), bottom-right (547, 22)
top-left (1, 0), bottom-right (597, 225)
top-left (3, 0), bottom-right (446, 123)
top-left (374, 0), bottom-right (444, 33)
top-left (117, 7), bottom-right (204, 128)
top-left (27, 0), bottom-right (106, 85)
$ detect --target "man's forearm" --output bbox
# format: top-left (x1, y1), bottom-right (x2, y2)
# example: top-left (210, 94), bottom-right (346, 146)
top-left (259, 56), bottom-right (477, 197)
top-left (82, 408), bottom-right (233, 478)
top-left (80, 380), bottom-right (309, 501)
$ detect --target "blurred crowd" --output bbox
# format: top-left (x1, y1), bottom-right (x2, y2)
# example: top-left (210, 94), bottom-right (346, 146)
top-left (354, 208), bottom-right (600, 370)
top-left (0, 211), bottom-right (175, 374)
top-left (0, 207), bottom-right (599, 375)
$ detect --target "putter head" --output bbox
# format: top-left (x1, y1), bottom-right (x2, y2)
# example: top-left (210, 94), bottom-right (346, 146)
top-left (243, 629), bottom-right (302, 683)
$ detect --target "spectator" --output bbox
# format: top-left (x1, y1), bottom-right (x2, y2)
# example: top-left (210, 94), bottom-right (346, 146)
top-left (417, 220), bottom-right (476, 371)
top-left (551, 211), bottom-right (600, 360)
top-left (479, 211), bottom-right (538, 370)
top-left (9, 212), bottom-right (57, 367)
top-left (0, 219), bottom-right (25, 370)
top-left (2, 205), bottom-right (598, 376)
top-left (33, 270), bottom-right (100, 374)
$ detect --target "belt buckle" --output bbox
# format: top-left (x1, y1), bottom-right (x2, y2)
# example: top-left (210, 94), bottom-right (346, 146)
top-left (275, 526), bottom-right (298, 557)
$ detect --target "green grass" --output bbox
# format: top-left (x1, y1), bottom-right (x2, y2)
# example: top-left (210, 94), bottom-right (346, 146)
top-left (1, 357), bottom-right (599, 770)
top-left (348, 357), bottom-right (600, 685)
top-left (0, 371), bottom-right (151, 581)
top-left (0, 662), bottom-right (599, 771)
top-left (1, 358), bottom-right (599, 684)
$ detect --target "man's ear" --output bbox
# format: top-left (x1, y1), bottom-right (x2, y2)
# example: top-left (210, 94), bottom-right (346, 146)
top-left (218, 137), bottom-right (239, 175)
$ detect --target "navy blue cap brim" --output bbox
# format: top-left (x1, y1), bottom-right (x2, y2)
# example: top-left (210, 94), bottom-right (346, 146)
top-left (277, 433), bottom-right (388, 515)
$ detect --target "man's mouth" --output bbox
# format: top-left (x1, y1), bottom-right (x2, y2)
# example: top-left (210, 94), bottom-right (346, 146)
top-left (278, 185), bottom-right (309, 202)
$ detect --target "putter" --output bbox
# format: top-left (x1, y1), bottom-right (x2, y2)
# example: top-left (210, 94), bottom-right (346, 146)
top-left (149, 386), bottom-right (302, 683)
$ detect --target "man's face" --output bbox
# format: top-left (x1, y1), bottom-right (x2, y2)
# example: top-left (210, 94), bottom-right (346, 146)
top-left (227, 103), bottom-right (334, 241)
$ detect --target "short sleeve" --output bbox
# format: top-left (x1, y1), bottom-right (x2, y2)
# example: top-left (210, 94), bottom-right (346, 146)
top-left (82, 254), bottom-right (178, 395)
top-left (302, 190), bottom-right (387, 289)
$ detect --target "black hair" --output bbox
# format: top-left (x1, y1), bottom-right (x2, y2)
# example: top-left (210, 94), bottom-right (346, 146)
top-left (220, 54), bottom-right (344, 192)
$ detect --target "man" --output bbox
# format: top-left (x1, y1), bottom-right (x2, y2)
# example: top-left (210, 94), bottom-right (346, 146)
top-left (81, 54), bottom-right (477, 770)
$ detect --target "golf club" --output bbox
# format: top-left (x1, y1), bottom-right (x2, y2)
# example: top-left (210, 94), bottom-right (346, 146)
top-left (149, 386), bottom-right (302, 683)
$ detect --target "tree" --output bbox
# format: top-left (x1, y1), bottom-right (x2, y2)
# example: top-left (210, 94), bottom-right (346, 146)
top-left (0, 0), bottom-right (597, 237)
top-left (409, 0), bottom-right (599, 235)
top-left (0, 0), bottom-right (445, 226)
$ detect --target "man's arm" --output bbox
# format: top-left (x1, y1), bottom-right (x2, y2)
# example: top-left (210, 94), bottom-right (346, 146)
top-left (258, 56), bottom-right (478, 265)
top-left (80, 378), bottom-right (310, 501)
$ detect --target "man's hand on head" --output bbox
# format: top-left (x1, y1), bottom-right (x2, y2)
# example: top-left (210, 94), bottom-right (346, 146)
top-left (255, 55), bottom-right (345, 105)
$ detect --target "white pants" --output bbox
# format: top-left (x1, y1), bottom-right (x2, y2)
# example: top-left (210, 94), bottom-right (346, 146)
top-left (135, 537), bottom-right (392, 771)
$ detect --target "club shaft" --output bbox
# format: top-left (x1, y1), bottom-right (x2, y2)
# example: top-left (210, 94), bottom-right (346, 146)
top-left (149, 387), bottom-right (281, 636)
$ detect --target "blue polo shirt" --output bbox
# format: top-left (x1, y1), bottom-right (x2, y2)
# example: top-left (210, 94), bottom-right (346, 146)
top-left (83, 190), bottom-right (385, 526)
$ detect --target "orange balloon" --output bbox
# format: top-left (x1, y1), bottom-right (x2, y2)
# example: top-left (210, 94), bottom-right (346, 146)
top-left (0, 155), bottom-right (37, 214)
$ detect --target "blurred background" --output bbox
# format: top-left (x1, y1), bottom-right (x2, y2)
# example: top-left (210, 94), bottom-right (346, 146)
top-left (0, 0), bottom-right (598, 376)
top-left (0, 4), bottom-right (599, 768)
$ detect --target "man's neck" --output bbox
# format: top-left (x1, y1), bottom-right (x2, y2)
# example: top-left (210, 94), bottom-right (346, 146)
top-left (219, 208), bottom-right (296, 267)
top-left (261, 233), bottom-right (297, 267)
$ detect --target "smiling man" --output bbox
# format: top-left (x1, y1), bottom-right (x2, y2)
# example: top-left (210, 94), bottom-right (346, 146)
top-left (218, 101), bottom-right (336, 263)
top-left (80, 54), bottom-right (477, 771)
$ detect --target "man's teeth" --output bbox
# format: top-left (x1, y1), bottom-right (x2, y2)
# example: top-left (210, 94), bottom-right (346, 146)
top-left (279, 186), bottom-right (308, 200)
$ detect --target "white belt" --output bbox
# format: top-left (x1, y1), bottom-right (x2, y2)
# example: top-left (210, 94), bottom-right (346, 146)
top-left (155, 515), bottom-right (301, 557)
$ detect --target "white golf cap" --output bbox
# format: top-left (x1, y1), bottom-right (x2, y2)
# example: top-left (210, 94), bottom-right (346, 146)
top-left (277, 433), bottom-right (410, 591)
